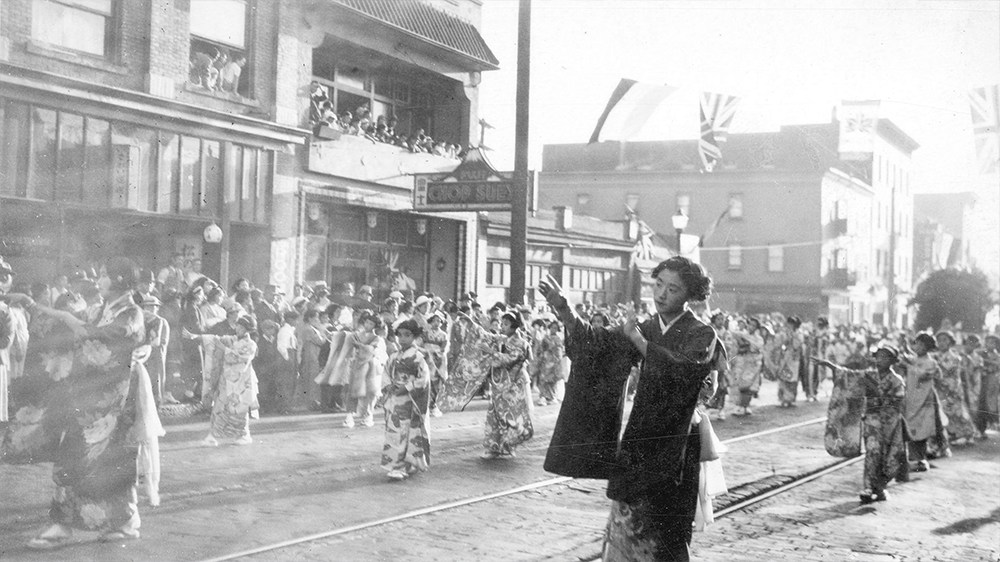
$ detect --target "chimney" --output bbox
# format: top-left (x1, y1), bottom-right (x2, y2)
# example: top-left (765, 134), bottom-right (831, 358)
top-left (554, 206), bottom-right (573, 230)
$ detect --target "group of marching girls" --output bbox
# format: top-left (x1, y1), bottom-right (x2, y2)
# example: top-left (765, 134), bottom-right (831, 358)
top-left (815, 328), bottom-right (999, 504)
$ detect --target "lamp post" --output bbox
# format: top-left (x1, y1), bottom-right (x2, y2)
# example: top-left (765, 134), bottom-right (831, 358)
top-left (671, 209), bottom-right (689, 255)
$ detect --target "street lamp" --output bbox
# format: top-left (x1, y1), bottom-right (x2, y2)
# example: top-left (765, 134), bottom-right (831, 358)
top-left (671, 209), bottom-right (688, 254)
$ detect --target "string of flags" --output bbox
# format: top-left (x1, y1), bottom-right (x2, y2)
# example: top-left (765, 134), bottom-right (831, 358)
top-left (968, 84), bottom-right (1000, 175)
top-left (588, 79), bottom-right (740, 172)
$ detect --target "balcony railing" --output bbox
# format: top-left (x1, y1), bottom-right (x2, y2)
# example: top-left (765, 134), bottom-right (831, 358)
top-left (824, 268), bottom-right (857, 289)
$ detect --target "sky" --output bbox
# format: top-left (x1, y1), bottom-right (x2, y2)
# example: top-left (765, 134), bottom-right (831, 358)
top-left (474, 0), bottom-right (1000, 277)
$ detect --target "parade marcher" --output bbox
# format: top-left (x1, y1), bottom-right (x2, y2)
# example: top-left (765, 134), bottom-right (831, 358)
top-left (805, 316), bottom-right (832, 401)
top-left (977, 335), bottom-right (1000, 437)
top-left (336, 311), bottom-right (387, 428)
top-left (730, 317), bottom-right (765, 416)
top-left (457, 309), bottom-right (534, 459)
top-left (180, 286), bottom-right (209, 402)
top-left (380, 319), bottom-right (431, 481)
top-left (297, 308), bottom-right (329, 412)
top-left (707, 312), bottom-right (733, 419)
top-left (933, 330), bottom-right (977, 444)
top-left (2, 258), bottom-right (158, 547)
top-left (534, 320), bottom-right (566, 406)
top-left (422, 312), bottom-right (449, 418)
top-left (191, 314), bottom-right (259, 446)
top-left (770, 315), bottom-right (805, 408)
top-left (541, 257), bottom-right (725, 562)
top-left (959, 334), bottom-right (985, 439)
top-left (0, 258), bottom-right (16, 423)
top-left (815, 345), bottom-right (908, 504)
top-left (898, 333), bottom-right (949, 471)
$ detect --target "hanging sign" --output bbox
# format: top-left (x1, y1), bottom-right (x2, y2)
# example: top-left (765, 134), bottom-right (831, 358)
top-left (413, 147), bottom-right (534, 212)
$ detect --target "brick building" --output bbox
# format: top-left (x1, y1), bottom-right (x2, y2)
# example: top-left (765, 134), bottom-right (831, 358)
top-left (537, 115), bottom-right (919, 327)
top-left (0, 0), bottom-right (496, 301)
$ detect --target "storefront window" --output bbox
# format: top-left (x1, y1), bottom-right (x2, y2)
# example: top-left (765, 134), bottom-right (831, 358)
top-left (157, 132), bottom-right (180, 213)
top-left (56, 112), bottom-right (84, 202)
top-left (27, 107), bottom-right (57, 201)
top-left (110, 122), bottom-right (157, 211)
top-left (82, 117), bottom-right (111, 204)
top-left (0, 101), bottom-right (29, 197)
top-left (180, 136), bottom-right (201, 215)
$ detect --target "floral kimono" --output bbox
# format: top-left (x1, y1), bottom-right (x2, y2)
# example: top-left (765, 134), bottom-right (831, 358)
top-left (729, 329), bottom-right (763, 408)
top-left (833, 365), bottom-right (908, 498)
top-left (767, 328), bottom-right (803, 405)
top-left (534, 330), bottom-right (565, 403)
top-left (960, 349), bottom-right (984, 431)
top-left (437, 319), bottom-right (489, 412)
top-left (978, 348), bottom-right (1000, 432)
top-left (422, 326), bottom-right (449, 410)
top-left (380, 345), bottom-right (431, 474)
top-left (934, 348), bottom-right (976, 441)
top-left (2, 292), bottom-right (152, 534)
top-left (475, 327), bottom-right (534, 456)
top-left (203, 334), bottom-right (259, 441)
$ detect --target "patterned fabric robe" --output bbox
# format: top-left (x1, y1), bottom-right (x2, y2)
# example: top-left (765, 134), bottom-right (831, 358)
top-left (380, 345), bottom-right (431, 473)
top-left (960, 349), bottom-right (983, 430)
top-left (835, 366), bottom-right (908, 494)
top-left (768, 328), bottom-right (803, 404)
top-left (534, 330), bottom-right (565, 402)
top-left (437, 319), bottom-right (489, 412)
top-left (729, 329), bottom-right (763, 408)
top-left (978, 348), bottom-right (1000, 430)
top-left (901, 354), bottom-right (945, 442)
top-left (2, 292), bottom-right (151, 533)
top-left (476, 328), bottom-right (534, 455)
top-left (203, 334), bottom-right (258, 440)
top-left (934, 348), bottom-right (976, 440)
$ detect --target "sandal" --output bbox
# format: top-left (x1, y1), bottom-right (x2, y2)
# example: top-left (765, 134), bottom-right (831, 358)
top-left (99, 529), bottom-right (141, 542)
top-left (26, 535), bottom-right (71, 550)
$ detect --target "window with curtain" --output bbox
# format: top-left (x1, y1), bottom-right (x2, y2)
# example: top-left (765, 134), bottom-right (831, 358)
top-left (32, 0), bottom-right (115, 57)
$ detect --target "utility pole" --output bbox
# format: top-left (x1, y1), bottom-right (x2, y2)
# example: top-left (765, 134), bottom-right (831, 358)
top-left (509, 0), bottom-right (531, 305)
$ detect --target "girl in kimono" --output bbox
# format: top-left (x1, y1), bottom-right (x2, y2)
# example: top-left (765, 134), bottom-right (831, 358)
top-left (458, 310), bottom-right (534, 459)
top-left (422, 312), bottom-right (449, 418)
top-left (3, 258), bottom-right (159, 548)
top-left (960, 334), bottom-right (985, 439)
top-left (933, 330), bottom-right (977, 444)
top-left (339, 312), bottom-right (387, 428)
top-left (977, 335), bottom-right (1000, 436)
top-left (730, 317), bottom-right (765, 416)
top-left (769, 316), bottom-right (805, 408)
top-left (814, 345), bottom-right (908, 504)
top-left (380, 319), bottom-right (431, 481)
top-left (192, 314), bottom-right (259, 446)
top-left (899, 333), bottom-right (948, 471)
top-left (535, 320), bottom-right (565, 406)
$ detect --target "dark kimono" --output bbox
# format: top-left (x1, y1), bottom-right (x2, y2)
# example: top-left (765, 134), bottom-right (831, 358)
top-left (543, 295), bottom-right (720, 562)
top-left (2, 293), bottom-right (148, 533)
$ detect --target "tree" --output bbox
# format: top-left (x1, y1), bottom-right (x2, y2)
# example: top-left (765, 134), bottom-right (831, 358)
top-left (911, 268), bottom-right (994, 332)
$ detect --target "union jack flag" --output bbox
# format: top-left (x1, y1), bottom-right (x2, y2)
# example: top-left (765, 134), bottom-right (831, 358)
top-left (699, 92), bottom-right (741, 172)
top-left (968, 84), bottom-right (1000, 175)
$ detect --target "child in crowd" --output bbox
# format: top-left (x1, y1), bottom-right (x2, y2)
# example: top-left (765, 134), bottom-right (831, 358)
top-left (340, 312), bottom-right (387, 428)
top-left (814, 345), bottom-right (908, 504)
top-left (422, 312), bottom-right (449, 418)
top-left (380, 319), bottom-right (431, 481)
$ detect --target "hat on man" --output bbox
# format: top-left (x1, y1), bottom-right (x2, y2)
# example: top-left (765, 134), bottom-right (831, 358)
top-left (388, 290), bottom-right (404, 300)
top-left (414, 295), bottom-right (432, 309)
top-left (935, 330), bottom-right (957, 345)
top-left (873, 344), bottom-right (899, 363)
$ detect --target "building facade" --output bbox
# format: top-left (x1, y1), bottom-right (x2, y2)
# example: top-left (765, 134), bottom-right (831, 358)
top-left (0, 0), bottom-right (497, 301)
top-left (537, 116), bottom-right (919, 328)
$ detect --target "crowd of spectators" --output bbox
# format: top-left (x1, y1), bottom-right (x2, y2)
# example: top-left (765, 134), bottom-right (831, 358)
top-left (308, 82), bottom-right (464, 159)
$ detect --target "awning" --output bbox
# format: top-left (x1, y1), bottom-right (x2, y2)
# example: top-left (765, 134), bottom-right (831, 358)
top-left (322, 0), bottom-right (499, 71)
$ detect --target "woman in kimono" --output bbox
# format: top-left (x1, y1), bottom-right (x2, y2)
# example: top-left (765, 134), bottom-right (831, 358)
top-left (190, 314), bottom-right (259, 446)
top-left (977, 335), bottom-right (1000, 436)
top-left (457, 310), bottom-right (534, 459)
top-left (179, 286), bottom-right (208, 403)
top-left (960, 334), bottom-right (984, 439)
top-left (769, 316), bottom-right (805, 408)
top-left (933, 330), bottom-right (976, 444)
top-left (541, 257), bottom-right (723, 562)
top-left (421, 312), bottom-right (449, 418)
top-left (534, 320), bottom-right (565, 406)
top-left (899, 333), bottom-right (949, 471)
top-left (338, 311), bottom-right (387, 428)
top-left (730, 317), bottom-right (765, 416)
top-left (380, 319), bottom-right (431, 481)
top-left (2, 258), bottom-right (159, 548)
top-left (814, 345), bottom-right (908, 504)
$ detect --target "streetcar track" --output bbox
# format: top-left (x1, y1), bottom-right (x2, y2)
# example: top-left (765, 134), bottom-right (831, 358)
top-left (195, 416), bottom-right (834, 562)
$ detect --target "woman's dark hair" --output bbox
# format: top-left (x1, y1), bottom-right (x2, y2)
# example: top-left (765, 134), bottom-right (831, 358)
top-left (325, 303), bottom-right (342, 320)
top-left (398, 301), bottom-right (413, 315)
top-left (590, 312), bottom-right (608, 327)
top-left (303, 309), bottom-right (320, 323)
top-left (651, 257), bottom-right (712, 302)
top-left (747, 317), bottom-right (762, 331)
top-left (106, 257), bottom-right (140, 292)
top-left (282, 310), bottom-right (300, 324)
top-left (237, 314), bottom-right (257, 333)
top-left (787, 316), bottom-right (802, 329)
top-left (913, 333), bottom-right (936, 351)
top-left (395, 318), bottom-right (422, 337)
top-left (359, 311), bottom-right (384, 330)
top-left (231, 278), bottom-right (250, 293)
top-left (207, 286), bottom-right (225, 302)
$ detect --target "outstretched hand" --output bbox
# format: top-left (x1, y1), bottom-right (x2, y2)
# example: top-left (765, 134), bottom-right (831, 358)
top-left (811, 356), bottom-right (836, 370)
top-left (537, 274), bottom-right (563, 302)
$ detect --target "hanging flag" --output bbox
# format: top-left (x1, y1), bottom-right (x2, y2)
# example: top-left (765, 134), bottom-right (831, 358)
top-left (699, 92), bottom-right (741, 172)
top-left (837, 101), bottom-right (880, 160)
top-left (968, 85), bottom-right (1000, 175)
top-left (698, 206), bottom-right (731, 247)
top-left (589, 79), bottom-right (679, 143)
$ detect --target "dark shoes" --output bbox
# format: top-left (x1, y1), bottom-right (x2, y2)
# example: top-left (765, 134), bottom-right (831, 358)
top-left (859, 490), bottom-right (888, 504)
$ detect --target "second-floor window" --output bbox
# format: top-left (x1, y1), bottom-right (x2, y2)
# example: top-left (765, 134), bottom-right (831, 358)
top-left (189, 0), bottom-right (251, 98)
top-left (32, 0), bottom-right (115, 58)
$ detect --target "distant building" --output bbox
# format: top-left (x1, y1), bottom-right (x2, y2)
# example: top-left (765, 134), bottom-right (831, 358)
top-left (912, 192), bottom-right (977, 281)
top-left (537, 114), bottom-right (919, 328)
